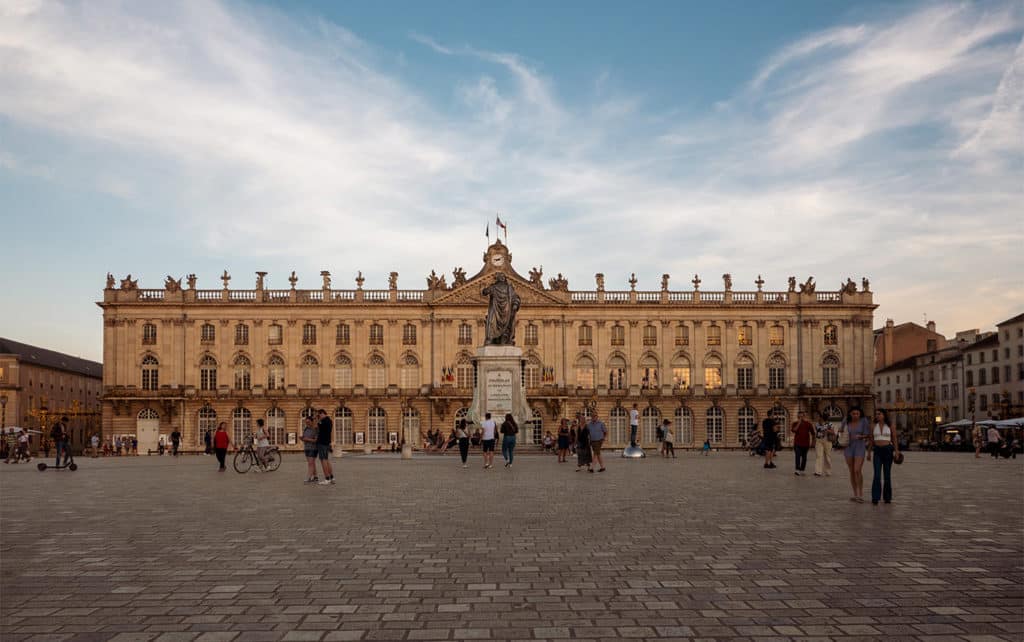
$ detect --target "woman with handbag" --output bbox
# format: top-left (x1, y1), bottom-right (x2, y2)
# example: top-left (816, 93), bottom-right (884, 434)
top-left (840, 407), bottom-right (870, 502)
top-left (868, 409), bottom-right (900, 505)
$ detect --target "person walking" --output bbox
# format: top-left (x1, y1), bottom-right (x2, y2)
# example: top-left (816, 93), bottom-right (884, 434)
top-left (89, 433), bottom-right (99, 458)
top-left (987, 425), bottom-right (1002, 458)
top-left (213, 422), bottom-right (230, 471)
top-left (812, 411), bottom-right (834, 477)
top-left (254, 419), bottom-right (270, 469)
top-left (170, 428), bottom-right (181, 457)
top-left (576, 419), bottom-right (593, 472)
top-left (315, 409), bottom-right (335, 485)
top-left (972, 423), bottom-right (983, 458)
top-left (587, 411), bottom-right (608, 473)
top-left (300, 415), bottom-right (319, 483)
top-left (456, 419), bottom-right (471, 468)
top-left (662, 419), bottom-right (676, 458)
top-left (480, 413), bottom-right (498, 469)
top-left (761, 417), bottom-right (778, 469)
top-left (629, 403), bottom-right (640, 448)
top-left (51, 417), bottom-right (71, 468)
top-left (557, 419), bottom-right (570, 463)
top-left (841, 407), bottom-right (870, 502)
top-left (868, 409), bottom-right (899, 504)
top-left (790, 411), bottom-right (814, 476)
top-left (204, 429), bottom-right (212, 455)
top-left (500, 413), bottom-right (519, 468)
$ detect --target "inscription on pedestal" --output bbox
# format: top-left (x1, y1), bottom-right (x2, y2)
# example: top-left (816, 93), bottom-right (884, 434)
top-left (485, 370), bottom-right (514, 415)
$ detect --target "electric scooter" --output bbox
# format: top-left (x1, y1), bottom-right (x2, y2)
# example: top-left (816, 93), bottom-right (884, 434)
top-left (37, 449), bottom-right (77, 471)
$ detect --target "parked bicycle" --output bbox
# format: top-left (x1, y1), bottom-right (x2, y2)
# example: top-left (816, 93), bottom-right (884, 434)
top-left (233, 434), bottom-right (281, 473)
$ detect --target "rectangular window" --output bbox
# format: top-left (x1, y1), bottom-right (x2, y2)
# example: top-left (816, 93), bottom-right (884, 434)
top-left (705, 325), bottom-right (721, 346)
top-left (941, 384), bottom-right (948, 400)
top-left (642, 325), bottom-right (658, 346)
top-left (403, 324), bottom-right (417, 345)
top-left (334, 366), bottom-right (352, 388)
top-left (675, 325), bottom-right (689, 346)
top-left (769, 325), bottom-right (784, 346)
top-left (885, 390), bottom-right (891, 403)
top-left (524, 324), bottom-right (538, 346)
top-left (980, 396), bottom-right (988, 411)
top-left (575, 366), bottom-right (594, 388)
top-left (951, 383), bottom-right (959, 399)
top-left (823, 324), bottom-right (838, 345)
top-left (736, 367), bottom-right (753, 390)
top-left (769, 366), bottom-right (785, 389)
top-left (458, 324), bottom-right (473, 345)
top-left (235, 324), bottom-right (249, 345)
top-left (737, 325), bottom-right (752, 346)
top-left (268, 325), bottom-right (283, 345)
top-left (302, 324), bottom-right (317, 345)
top-left (993, 367), bottom-right (1000, 384)
top-left (704, 367), bottom-right (722, 389)
top-left (367, 367), bottom-right (386, 389)
top-left (578, 325), bottom-right (592, 346)
top-left (142, 324), bottom-right (157, 345)
top-left (336, 324), bottom-right (350, 345)
top-left (672, 368), bottom-right (691, 388)
top-left (369, 324), bottom-right (384, 345)
top-left (201, 324), bottom-right (216, 343)
top-left (400, 367), bottom-right (419, 389)
top-left (610, 325), bottom-right (624, 346)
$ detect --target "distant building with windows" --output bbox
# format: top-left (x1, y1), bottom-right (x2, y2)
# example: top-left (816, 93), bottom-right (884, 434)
top-left (98, 242), bottom-right (877, 452)
top-left (0, 337), bottom-right (103, 451)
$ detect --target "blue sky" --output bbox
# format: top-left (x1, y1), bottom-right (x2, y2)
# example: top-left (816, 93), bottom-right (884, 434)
top-left (1, 0), bottom-right (1022, 362)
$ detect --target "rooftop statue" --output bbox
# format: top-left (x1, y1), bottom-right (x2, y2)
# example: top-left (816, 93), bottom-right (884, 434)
top-left (483, 273), bottom-right (521, 346)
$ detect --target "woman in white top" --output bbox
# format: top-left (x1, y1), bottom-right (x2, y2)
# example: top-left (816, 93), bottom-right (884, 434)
top-left (868, 409), bottom-right (900, 505)
top-left (254, 419), bottom-right (270, 469)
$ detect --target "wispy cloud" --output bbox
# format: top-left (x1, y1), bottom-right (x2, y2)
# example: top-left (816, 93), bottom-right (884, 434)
top-left (0, 0), bottom-right (1021, 342)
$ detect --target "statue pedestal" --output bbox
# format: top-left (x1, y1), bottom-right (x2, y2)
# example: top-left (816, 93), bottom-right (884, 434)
top-left (621, 445), bottom-right (646, 458)
top-left (468, 345), bottom-right (532, 428)
top-left (401, 443), bottom-right (412, 459)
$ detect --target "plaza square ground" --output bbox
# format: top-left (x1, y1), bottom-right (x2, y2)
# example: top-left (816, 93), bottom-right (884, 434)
top-left (1, 450), bottom-right (1022, 642)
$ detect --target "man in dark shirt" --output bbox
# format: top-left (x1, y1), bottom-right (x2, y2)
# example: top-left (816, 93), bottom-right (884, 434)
top-left (316, 409), bottom-right (334, 485)
top-left (50, 417), bottom-right (71, 467)
top-left (170, 429), bottom-right (181, 456)
top-left (790, 411), bottom-right (815, 476)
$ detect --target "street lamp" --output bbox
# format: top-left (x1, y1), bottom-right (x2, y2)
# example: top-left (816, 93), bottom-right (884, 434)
top-left (0, 394), bottom-right (7, 430)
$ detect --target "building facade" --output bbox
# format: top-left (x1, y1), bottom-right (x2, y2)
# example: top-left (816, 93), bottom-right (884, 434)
top-left (873, 319), bottom-right (946, 371)
top-left (0, 337), bottom-right (103, 451)
top-left (99, 242), bottom-right (877, 452)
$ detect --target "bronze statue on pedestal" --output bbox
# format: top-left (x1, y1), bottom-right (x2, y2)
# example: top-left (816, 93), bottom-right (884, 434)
top-left (482, 274), bottom-right (521, 345)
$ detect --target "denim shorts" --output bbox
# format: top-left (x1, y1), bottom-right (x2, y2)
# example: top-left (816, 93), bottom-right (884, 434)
top-left (304, 447), bottom-right (318, 459)
top-left (316, 444), bottom-right (331, 460)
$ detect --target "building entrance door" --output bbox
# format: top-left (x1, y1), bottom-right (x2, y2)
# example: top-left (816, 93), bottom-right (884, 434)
top-left (136, 409), bottom-right (160, 453)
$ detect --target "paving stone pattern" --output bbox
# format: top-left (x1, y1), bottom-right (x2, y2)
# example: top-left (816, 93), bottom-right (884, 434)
top-left (1, 450), bottom-right (1022, 641)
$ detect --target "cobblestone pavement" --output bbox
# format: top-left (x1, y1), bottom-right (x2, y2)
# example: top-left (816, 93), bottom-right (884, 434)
top-left (1, 449), bottom-right (1022, 642)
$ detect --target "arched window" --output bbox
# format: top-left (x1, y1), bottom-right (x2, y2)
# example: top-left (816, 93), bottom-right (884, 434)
top-left (142, 323), bottom-right (157, 345)
top-left (675, 324), bottom-right (689, 346)
top-left (609, 406), bottom-right (628, 444)
top-left (706, 325), bottom-right (721, 346)
top-left (822, 354), bottom-right (840, 388)
top-left (768, 354), bottom-right (786, 389)
top-left (641, 406), bottom-right (661, 444)
top-left (403, 323), bottom-right (417, 345)
top-left (675, 407), bottom-right (693, 445)
top-left (400, 354), bottom-right (420, 389)
top-left (640, 354), bottom-right (660, 389)
top-left (334, 354), bottom-right (353, 388)
top-left (453, 407), bottom-right (469, 432)
top-left (524, 323), bottom-right (539, 346)
top-left (455, 354), bottom-right (474, 389)
top-left (525, 356), bottom-right (541, 389)
top-left (458, 323), bottom-right (473, 345)
top-left (737, 324), bottom-right (752, 346)
top-left (526, 407), bottom-right (543, 445)
top-left (607, 355), bottom-right (626, 390)
top-left (575, 355), bottom-right (595, 388)
top-left (402, 408), bottom-right (419, 445)
top-left (235, 323), bottom-right (249, 345)
top-left (769, 324), bottom-right (785, 346)
top-left (368, 407), bottom-right (387, 444)
top-left (138, 408), bottom-right (159, 420)
top-left (334, 407), bottom-right (353, 445)
top-left (336, 323), bottom-right (350, 345)
top-left (197, 407), bottom-right (216, 446)
top-left (369, 323), bottom-right (383, 345)
top-left (706, 406), bottom-right (724, 443)
top-left (266, 407), bottom-right (285, 445)
top-left (367, 354), bottom-right (386, 389)
top-left (267, 355), bottom-right (285, 389)
top-left (268, 324), bottom-right (283, 345)
top-left (232, 407), bottom-right (252, 444)
top-left (578, 325), bottom-right (592, 346)
top-left (643, 325), bottom-right (657, 346)
top-left (302, 323), bottom-right (317, 345)
top-left (736, 353), bottom-right (754, 390)
top-left (201, 323), bottom-right (216, 344)
top-left (671, 354), bottom-right (691, 389)
top-left (822, 405), bottom-right (844, 425)
top-left (824, 324), bottom-right (838, 345)
top-left (141, 355), bottom-right (159, 390)
top-left (300, 354), bottom-right (320, 388)
top-left (704, 355), bottom-right (723, 390)
top-left (738, 406), bottom-right (757, 445)
top-left (200, 355), bottom-right (218, 391)
top-left (233, 355), bottom-right (252, 390)
top-left (610, 325), bottom-right (625, 346)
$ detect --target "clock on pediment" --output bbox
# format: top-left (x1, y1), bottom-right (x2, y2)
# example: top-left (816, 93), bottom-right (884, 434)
top-left (484, 242), bottom-right (511, 269)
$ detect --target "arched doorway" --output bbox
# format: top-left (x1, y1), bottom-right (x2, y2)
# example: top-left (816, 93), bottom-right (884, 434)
top-left (136, 408), bottom-right (159, 453)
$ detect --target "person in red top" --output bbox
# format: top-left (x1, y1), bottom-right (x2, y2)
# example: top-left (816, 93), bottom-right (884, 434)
top-left (790, 411), bottom-right (815, 476)
top-left (213, 422), bottom-right (230, 472)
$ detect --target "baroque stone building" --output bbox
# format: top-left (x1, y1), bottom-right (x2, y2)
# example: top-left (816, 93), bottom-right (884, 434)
top-left (99, 242), bottom-right (876, 452)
